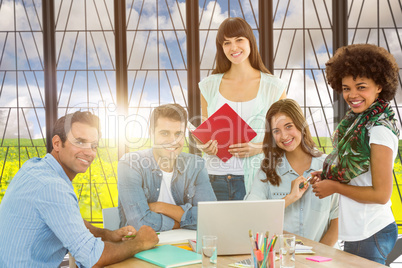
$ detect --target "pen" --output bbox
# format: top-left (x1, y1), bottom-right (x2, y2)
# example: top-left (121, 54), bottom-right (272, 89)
top-left (249, 230), bottom-right (258, 266)
top-left (262, 235), bottom-right (276, 267)
top-left (249, 230), bottom-right (256, 250)
top-left (270, 235), bottom-right (277, 251)
top-left (255, 232), bottom-right (259, 250)
top-left (124, 235), bottom-right (136, 238)
top-left (299, 176), bottom-right (312, 189)
top-left (124, 232), bottom-right (160, 238)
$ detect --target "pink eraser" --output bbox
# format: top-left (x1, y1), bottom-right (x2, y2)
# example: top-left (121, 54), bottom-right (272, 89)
top-left (306, 256), bottom-right (332, 262)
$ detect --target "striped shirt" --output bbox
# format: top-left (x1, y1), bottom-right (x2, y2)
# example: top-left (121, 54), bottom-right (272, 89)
top-left (0, 154), bottom-right (104, 267)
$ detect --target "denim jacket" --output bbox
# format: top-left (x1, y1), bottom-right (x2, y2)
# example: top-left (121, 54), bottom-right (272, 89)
top-left (246, 154), bottom-right (338, 242)
top-left (118, 149), bottom-right (216, 231)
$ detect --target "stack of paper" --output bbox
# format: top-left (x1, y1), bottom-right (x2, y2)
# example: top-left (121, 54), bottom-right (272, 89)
top-left (157, 229), bottom-right (196, 245)
top-left (295, 244), bottom-right (315, 254)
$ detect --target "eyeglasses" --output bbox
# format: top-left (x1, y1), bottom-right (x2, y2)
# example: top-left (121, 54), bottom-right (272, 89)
top-left (69, 138), bottom-right (99, 151)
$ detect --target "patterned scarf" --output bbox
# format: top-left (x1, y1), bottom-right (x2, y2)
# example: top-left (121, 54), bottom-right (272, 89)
top-left (322, 98), bottom-right (399, 183)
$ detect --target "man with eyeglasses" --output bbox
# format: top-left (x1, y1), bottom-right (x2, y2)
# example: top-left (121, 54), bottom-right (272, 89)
top-left (0, 111), bottom-right (158, 267)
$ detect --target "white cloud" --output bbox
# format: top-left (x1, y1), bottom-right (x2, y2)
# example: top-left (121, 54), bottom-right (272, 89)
top-left (0, 85), bottom-right (37, 138)
top-left (199, 1), bottom-right (227, 29)
top-left (171, 84), bottom-right (187, 106)
top-left (0, 1), bottom-right (43, 70)
top-left (33, 126), bottom-right (46, 139)
top-left (1, 0), bottom-right (401, 140)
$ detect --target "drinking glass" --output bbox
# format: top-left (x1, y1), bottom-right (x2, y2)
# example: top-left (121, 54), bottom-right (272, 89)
top-left (251, 248), bottom-right (275, 268)
top-left (279, 234), bottom-right (295, 268)
top-left (202, 235), bottom-right (217, 268)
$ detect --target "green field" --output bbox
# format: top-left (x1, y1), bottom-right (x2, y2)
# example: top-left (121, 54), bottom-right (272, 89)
top-left (1, 138), bottom-right (402, 233)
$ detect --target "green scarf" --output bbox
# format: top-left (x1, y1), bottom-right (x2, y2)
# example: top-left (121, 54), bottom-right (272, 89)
top-left (322, 98), bottom-right (399, 183)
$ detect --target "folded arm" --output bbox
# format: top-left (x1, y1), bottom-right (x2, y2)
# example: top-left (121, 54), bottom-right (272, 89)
top-left (118, 158), bottom-right (175, 231)
top-left (167, 157), bottom-right (216, 229)
top-left (148, 202), bottom-right (183, 229)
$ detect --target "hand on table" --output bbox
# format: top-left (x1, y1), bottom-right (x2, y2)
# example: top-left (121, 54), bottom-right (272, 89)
top-left (110, 225), bottom-right (136, 242)
top-left (134, 225), bottom-right (159, 250)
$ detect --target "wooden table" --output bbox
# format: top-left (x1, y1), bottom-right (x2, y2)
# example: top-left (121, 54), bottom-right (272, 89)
top-left (107, 233), bottom-right (388, 267)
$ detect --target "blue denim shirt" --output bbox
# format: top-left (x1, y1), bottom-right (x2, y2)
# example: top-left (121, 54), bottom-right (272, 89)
top-left (118, 149), bottom-right (217, 231)
top-left (246, 154), bottom-right (339, 242)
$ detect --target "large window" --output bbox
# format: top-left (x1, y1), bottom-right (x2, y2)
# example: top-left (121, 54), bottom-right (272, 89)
top-left (1, 0), bottom-right (401, 231)
top-left (0, 0), bottom-right (46, 201)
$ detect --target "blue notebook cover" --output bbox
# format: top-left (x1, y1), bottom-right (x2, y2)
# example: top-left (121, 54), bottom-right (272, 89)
top-left (134, 244), bottom-right (202, 268)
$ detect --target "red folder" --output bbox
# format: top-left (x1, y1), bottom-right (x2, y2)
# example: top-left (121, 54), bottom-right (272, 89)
top-left (191, 103), bottom-right (257, 162)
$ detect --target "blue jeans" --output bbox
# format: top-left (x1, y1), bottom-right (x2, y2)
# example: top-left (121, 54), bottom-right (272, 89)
top-left (344, 222), bottom-right (398, 265)
top-left (209, 174), bottom-right (246, 201)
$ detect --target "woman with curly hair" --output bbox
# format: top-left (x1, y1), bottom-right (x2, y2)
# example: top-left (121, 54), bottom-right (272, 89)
top-left (197, 17), bottom-right (287, 200)
top-left (312, 44), bottom-right (400, 264)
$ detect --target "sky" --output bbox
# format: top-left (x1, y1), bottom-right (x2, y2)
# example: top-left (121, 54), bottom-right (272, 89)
top-left (0, 0), bottom-right (401, 144)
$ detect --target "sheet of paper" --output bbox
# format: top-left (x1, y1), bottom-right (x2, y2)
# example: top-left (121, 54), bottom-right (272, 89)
top-left (157, 229), bottom-right (197, 245)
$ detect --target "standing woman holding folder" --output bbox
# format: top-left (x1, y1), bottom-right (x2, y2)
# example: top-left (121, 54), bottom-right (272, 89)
top-left (198, 17), bottom-right (287, 200)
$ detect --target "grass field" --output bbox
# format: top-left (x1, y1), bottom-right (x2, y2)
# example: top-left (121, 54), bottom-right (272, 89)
top-left (1, 138), bottom-right (402, 233)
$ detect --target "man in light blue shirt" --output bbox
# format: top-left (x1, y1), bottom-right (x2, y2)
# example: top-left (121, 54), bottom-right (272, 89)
top-left (118, 104), bottom-right (217, 231)
top-left (0, 111), bottom-right (158, 267)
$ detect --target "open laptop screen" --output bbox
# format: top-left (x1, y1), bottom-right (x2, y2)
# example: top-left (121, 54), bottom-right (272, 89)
top-left (196, 200), bottom-right (285, 255)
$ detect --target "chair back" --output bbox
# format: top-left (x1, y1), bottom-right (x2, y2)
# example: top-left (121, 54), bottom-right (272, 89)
top-left (102, 207), bottom-right (120, 231)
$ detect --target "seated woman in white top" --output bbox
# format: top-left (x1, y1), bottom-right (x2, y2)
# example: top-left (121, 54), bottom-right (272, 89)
top-left (246, 99), bottom-right (339, 246)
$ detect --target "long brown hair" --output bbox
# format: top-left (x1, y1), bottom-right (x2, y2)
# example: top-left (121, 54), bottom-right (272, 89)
top-left (260, 99), bottom-right (322, 186)
top-left (212, 17), bottom-right (270, 74)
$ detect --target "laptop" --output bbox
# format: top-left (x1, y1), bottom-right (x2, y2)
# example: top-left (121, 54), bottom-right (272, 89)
top-left (196, 200), bottom-right (285, 255)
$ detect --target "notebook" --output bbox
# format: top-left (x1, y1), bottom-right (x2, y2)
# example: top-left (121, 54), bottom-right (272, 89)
top-left (134, 244), bottom-right (202, 267)
top-left (190, 103), bottom-right (257, 162)
top-left (196, 200), bottom-right (285, 255)
top-left (157, 229), bottom-right (196, 245)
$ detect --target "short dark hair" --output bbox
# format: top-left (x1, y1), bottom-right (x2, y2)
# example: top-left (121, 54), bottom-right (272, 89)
top-left (325, 43), bottom-right (399, 101)
top-left (149, 104), bottom-right (187, 131)
top-left (52, 111), bottom-right (100, 146)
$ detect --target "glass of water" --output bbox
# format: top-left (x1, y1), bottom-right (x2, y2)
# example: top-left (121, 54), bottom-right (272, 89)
top-left (202, 235), bottom-right (217, 268)
top-left (279, 234), bottom-right (295, 268)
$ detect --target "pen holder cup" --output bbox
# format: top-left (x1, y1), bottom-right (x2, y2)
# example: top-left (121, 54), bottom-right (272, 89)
top-left (251, 248), bottom-right (275, 268)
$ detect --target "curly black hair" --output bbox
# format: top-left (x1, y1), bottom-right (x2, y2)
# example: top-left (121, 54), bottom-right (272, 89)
top-left (325, 44), bottom-right (399, 101)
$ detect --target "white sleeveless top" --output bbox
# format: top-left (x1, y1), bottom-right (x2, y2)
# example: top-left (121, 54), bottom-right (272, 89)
top-left (199, 72), bottom-right (286, 192)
